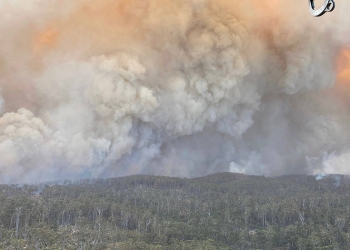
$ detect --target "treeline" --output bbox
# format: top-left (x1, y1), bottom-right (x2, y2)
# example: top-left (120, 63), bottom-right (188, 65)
top-left (0, 173), bottom-right (350, 249)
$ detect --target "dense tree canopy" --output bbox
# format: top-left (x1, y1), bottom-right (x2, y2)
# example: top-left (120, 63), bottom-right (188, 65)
top-left (0, 173), bottom-right (349, 249)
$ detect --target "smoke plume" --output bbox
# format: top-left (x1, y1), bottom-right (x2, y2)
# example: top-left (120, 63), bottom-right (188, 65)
top-left (1, 0), bottom-right (350, 183)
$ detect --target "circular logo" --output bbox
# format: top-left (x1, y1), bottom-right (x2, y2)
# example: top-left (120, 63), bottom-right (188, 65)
top-left (309, 0), bottom-right (335, 17)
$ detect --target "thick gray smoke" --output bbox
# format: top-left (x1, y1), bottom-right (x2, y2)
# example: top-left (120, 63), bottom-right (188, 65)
top-left (1, 0), bottom-right (350, 183)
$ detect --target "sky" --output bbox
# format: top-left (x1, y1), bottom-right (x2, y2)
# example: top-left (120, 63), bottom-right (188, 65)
top-left (1, 0), bottom-right (350, 183)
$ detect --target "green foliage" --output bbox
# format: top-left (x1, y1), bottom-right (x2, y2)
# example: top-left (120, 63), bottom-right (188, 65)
top-left (0, 173), bottom-right (349, 249)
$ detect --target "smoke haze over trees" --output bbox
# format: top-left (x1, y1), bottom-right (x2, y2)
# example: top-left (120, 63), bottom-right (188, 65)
top-left (1, 173), bottom-right (350, 249)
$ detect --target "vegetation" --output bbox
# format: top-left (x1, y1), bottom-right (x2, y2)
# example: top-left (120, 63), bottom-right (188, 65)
top-left (0, 173), bottom-right (350, 249)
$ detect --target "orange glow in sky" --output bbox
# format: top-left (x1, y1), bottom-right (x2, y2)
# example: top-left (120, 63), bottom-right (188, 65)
top-left (33, 26), bottom-right (59, 55)
top-left (336, 48), bottom-right (350, 87)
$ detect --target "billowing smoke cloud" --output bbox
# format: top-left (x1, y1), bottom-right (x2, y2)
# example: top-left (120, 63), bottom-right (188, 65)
top-left (1, 0), bottom-right (350, 183)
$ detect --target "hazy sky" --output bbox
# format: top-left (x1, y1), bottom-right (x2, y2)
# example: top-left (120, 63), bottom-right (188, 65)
top-left (1, 0), bottom-right (350, 183)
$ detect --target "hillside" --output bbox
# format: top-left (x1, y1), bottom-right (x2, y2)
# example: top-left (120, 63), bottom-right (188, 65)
top-left (1, 173), bottom-right (350, 249)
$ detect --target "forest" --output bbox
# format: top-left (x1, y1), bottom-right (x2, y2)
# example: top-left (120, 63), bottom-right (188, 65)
top-left (0, 172), bottom-right (350, 249)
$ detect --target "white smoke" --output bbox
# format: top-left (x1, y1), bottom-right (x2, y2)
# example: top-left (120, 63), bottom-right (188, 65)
top-left (1, 0), bottom-right (350, 183)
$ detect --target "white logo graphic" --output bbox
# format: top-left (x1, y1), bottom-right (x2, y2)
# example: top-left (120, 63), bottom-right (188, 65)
top-left (309, 0), bottom-right (335, 16)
